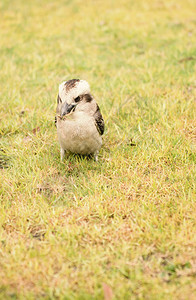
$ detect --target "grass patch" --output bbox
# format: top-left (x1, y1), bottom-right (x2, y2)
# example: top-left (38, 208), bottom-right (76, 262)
top-left (0, 0), bottom-right (196, 299)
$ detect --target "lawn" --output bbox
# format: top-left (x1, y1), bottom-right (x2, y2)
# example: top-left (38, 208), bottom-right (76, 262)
top-left (0, 0), bottom-right (196, 299)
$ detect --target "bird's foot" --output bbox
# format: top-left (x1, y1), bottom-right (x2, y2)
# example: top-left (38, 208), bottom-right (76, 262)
top-left (60, 148), bottom-right (65, 162)
top-left (94, 151), bottom-right (99, 162)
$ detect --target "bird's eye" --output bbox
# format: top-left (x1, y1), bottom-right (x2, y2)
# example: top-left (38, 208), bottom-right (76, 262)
top-left (75, 96), bottom-right (80, 103)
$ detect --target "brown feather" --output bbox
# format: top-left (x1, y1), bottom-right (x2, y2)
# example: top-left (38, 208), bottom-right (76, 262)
top-left (93, 104), bottom-right (105, 135)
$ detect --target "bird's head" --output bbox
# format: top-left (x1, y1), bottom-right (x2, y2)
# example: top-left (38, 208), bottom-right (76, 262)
top-left (57, 79), bottom-right (92, 117)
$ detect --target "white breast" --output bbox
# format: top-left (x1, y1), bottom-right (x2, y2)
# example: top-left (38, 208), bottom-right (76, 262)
top-left (57, 112), bottom-right (102, 155)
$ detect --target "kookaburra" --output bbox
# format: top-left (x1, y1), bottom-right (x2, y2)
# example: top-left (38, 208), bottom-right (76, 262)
top-left (55, 79), bottom-right (104, 161)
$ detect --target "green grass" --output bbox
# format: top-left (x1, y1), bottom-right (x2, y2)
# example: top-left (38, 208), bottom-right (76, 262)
top-left (0, 0), bottom-right (196, 299)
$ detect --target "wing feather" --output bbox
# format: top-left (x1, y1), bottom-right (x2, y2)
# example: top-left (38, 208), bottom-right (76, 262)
top-left (93, 104), bottom-right (104, 135)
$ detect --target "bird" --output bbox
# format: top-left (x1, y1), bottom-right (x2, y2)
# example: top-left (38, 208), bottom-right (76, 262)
top-left (55, 79), bottom-right (104, 162)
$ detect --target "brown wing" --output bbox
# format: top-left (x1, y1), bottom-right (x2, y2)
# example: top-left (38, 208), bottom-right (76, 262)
top-left (93, 104), bottom-right (104, 135)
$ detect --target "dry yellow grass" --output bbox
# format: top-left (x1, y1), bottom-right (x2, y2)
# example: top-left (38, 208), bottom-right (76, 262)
top-left (0, 0), bottom-right (196, 299)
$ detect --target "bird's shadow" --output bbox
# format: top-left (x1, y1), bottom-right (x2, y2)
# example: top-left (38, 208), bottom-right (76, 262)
top-left (60, 152), bottom-right (102, 174)
top-left (64, 153), bottom-right (95, 161)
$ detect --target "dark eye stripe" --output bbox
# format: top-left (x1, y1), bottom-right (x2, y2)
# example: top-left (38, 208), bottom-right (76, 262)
top-left (75, 96), bottom-right (80, 103)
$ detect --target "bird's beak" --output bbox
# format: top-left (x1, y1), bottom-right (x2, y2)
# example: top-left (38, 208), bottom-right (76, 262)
top-left (60, 102), bottom-right (76, 117)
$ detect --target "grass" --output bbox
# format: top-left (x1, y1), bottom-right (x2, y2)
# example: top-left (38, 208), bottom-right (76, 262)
top-left (0, 0), bottom-right (196, 299)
